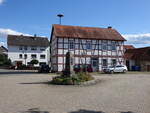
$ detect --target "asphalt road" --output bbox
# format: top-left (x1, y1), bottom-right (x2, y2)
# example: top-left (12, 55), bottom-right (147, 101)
top-left (0, 69), bottom-right (150, 113)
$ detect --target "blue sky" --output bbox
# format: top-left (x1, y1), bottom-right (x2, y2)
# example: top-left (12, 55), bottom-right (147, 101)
top-left (0, 0), bottom-right (150, 47)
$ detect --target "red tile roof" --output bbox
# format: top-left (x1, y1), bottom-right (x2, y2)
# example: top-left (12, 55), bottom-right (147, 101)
top-left (53, 24), bottom-right (126, 41)
top-left (8, 35), bottom-right (49, 47)
top-left (124, 45), bottom-right (135, 50)
top-left (124, 47), bottom-right (150, 61)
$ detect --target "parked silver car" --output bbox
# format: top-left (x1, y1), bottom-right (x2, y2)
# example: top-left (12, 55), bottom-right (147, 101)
top-left (103, 65), bottom-right (128, 74)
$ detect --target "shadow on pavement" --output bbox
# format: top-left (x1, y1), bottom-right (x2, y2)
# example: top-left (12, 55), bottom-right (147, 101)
top-left (120, 111), bottom-right (134, 113)
top-left (21, 108), bottom-right (49, 113)
top-left (0, 69), bottom-right (48, 75)
top-left (69, 109), bottom-right (105, 113)
top-left (69, 109), bottom-right (134, 113)
top-left (19, 81), bottom-right (50, 85)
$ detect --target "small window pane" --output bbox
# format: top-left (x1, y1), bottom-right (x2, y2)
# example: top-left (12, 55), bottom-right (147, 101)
top-left (19, 46), bottom-right (23, 50)
top-left (31, 54), bottom-right (36, 59)
top-left (112, 42), bottom-right (116, 50)
top-left (86, 42), bottom-right (92, 50)
top-left (64, 44), bottom-right (68, 49)
top-left (95, 45), bottom-right (98, 50)
top-left (102, 59), bottom-right (107, 66)
top-left (40, 47), bottom-right (45, 51)
top-left (24, 46), bottom-right (27, 50)
top-left (69, 40), bottom-right (74, 49)
top-left (19, 54), bottom-right (22, 59)
top-left (108, 45), bottom-right (112, 50)
top-left (99, 45), bottom-right (102, 50)
top-left (24, 54), bottom-right (27, 59)
top-left (102, 44), bottom-right (107, 50)
top-left (40, 55), bottom-right (45, 59)
top-left (111, 59), bottom-right (116, 66)
top-left (31, 46), bottom-right (37, 50)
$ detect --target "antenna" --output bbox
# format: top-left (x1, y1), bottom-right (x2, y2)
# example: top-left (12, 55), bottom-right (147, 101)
top-left (57, 14), bottom-right (64, 25)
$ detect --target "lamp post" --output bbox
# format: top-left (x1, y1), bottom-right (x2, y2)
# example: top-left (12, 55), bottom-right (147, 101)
top-left (57, 14), bottom-right (64, 25)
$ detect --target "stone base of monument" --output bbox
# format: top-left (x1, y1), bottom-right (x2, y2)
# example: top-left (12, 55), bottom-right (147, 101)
top-left (51, 72), bottom-right (94, 85)
top-left (51, 52), bottom-right (95, 85)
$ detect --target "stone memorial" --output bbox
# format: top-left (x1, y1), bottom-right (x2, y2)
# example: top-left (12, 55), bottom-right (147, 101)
top-left (63, 52), bottom-right (74, 77)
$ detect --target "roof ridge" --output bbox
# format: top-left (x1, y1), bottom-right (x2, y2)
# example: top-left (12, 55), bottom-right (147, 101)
top-left (53, 24), bottom-right (115, 30)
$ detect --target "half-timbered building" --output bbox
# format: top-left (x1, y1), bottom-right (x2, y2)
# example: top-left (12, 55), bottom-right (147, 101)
top-left (50, 24), bottom-right (126, 72)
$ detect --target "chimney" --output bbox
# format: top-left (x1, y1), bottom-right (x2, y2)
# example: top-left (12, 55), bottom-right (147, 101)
top-left (108, 26), bottom-right (112, 29)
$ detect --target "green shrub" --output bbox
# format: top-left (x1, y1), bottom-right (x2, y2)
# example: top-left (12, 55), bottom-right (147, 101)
top-left (30, 59), bottom-right (39, 66)
top-left (51, 77), bottom-right (64, 85)
top-left (0, 55), bottom-right (12, 66)
top-left (63, 77), bottom-right (74, 85)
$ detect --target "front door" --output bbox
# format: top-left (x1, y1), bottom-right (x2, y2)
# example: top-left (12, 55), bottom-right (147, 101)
top-left (91, 58), bottom-right (99, 72)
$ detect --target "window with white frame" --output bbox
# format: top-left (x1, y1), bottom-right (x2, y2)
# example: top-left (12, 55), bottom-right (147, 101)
top-left (69, 40), bottom-right (74, 49)
top-left (19, 46), bottom-right (23, 50)
top-left (112, 42), bottom-right (116, 50)
top-left (40, 54), bottom-right (46, 59)
top-left (111, 59), bottom-right (116, 66)
top-left (102, 59), bottom-right (107, 67)
top-left (19, 54), bottom-right (22, 59)
top-left (86, 41), bottom-right (92, 50)
top-left (24, 54), bottom-right (27, 59)
top-left (99, 44), bottom-right (102, 50)
top-left (64, 44), bottom-right (68, 49)
top-left (31, 46), bottom-right (37, 50)
top-left (40, 47), bottom-right (45, 51)
top-left (102, 41), bottom-right (107, 50)
top-left (108, 45), bottom-right (112, 50)
top-left (31, 54), bottom-right (37, 59)
top-left (24, 46), bottom-right (28, 50)
top-left (95, 45), bottom-right (99, 50)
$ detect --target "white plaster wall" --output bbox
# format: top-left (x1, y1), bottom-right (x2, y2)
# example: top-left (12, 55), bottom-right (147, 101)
top-left (8, 45), bottom-right (50, 67)
top-left (58, 57), bottom-right (63, 63)
top-left (52, 37), bottom-right (125, 72)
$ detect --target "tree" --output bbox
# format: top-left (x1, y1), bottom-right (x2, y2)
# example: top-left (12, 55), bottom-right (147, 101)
top-left (30, 59), bottom-right (39, 66)
top-left (0, 55), bottom-right (12, 66)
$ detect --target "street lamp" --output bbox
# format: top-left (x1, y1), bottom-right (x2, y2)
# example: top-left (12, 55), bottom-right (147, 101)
top-left (57, 14), bottom-right (64, 25)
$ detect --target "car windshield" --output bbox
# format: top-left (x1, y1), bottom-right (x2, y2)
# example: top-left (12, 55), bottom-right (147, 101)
top-left (116, 65), bottom-right (124, 67)
top-left (109, 66), bottom-right (114, 68)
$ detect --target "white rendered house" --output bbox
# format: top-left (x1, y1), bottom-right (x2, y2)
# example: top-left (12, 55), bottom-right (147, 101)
top-left (7, 35), bottom-right (50, 67)
top-left (50, 24), bottom-right (126, 72)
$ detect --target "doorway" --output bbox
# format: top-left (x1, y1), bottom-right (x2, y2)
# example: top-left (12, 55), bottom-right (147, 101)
top-left (91, 58), bottom-right (99, 72)
top-left (126, 60), bottom-right (130, 71)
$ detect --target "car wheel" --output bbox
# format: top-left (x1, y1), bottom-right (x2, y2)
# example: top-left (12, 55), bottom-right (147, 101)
top-left (110, 70), bottom-right (114, 74)
top-left (123, 70), bottom-right (127, 73)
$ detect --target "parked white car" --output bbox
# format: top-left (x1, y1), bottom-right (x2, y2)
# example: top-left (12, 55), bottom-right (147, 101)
top-left (103, 65), bottom-right (128, 74)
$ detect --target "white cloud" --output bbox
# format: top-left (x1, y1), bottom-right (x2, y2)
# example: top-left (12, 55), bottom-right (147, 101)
top-left (123, 33), bottom-right (150, 46)
top-left (0, 42), bottom-right (5, 46)
top-left (0, 28), bottom-right (30, 37)
top-left (0, 0), bottom-right (5, 4)
top-left (0, 28), bottom-right (31, 47)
